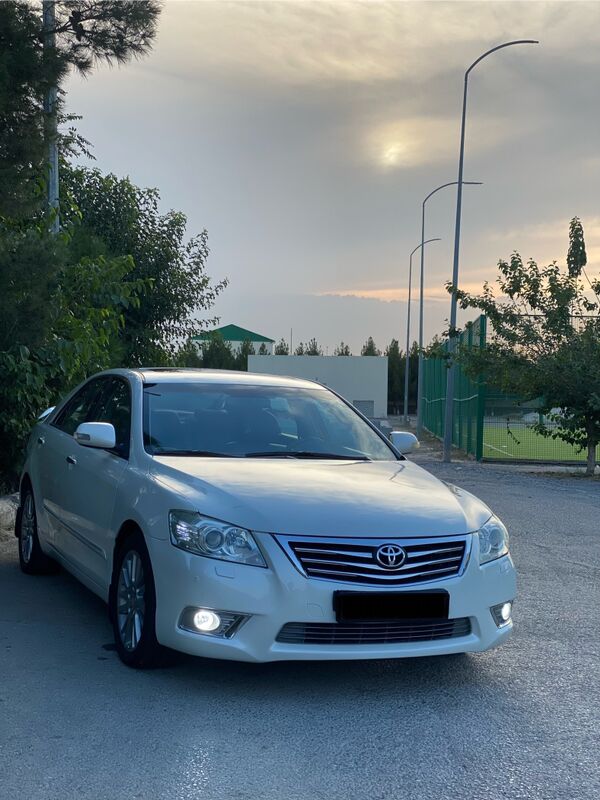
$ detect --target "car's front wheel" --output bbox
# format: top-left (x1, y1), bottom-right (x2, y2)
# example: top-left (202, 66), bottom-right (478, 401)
top-left (18, 488), bottom-right (58, 575)
top-left (110, 531), bottom-right (165, 668)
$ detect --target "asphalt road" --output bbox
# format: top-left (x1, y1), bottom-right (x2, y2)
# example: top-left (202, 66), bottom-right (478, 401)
top-left (1, 460), bottom-right (598, 800)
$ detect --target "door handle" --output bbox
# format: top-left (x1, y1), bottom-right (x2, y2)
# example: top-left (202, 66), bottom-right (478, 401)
top-left (37, 436), bottom-right (45, 445)
top-left (66, 455), bottom-right (77, 465)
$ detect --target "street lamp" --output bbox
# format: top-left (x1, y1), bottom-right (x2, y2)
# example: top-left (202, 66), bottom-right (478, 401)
top-left (404, 238), bottom-right (441, 424)
top-left (442, 39), bottom-right (539, 462)
top-left (415, 180), bottom-right (481, 438)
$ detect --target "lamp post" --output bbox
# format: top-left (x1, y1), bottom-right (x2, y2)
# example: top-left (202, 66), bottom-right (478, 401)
top-left (415, 181), bottom-right (481, 438)
top-left (404, 238), bottom-right (441, 424)
top-left (442, 39), bottom-right (539, 462)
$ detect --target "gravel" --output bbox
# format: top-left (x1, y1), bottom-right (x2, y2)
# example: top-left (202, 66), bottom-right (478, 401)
top-left (0, 460), bottom-right (598, 800)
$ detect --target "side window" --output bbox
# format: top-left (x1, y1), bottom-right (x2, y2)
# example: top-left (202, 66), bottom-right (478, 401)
top-left (52, 379), bottom-right (107, 437)
top-left (95, 378), bottom-right (132, 459)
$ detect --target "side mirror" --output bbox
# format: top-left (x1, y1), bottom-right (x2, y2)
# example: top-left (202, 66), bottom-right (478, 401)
top-left (390, 431), bottom-right (419, 454)
top-left (74, 422), bottom-right (116, 450)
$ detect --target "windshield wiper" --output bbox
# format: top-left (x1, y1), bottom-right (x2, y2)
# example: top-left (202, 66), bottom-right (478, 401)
top-left (244, 450), bottom-right (371, 461)
top-left (153, 449), bottom-right (236, 457)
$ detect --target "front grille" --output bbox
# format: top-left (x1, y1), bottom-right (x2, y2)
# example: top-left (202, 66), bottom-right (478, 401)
top-left (276, 618), bottom-right (472, 645)
top-left (276, 535), bottom-right (470, 586)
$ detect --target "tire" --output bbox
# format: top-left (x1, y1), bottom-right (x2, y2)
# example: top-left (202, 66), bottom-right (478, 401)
top-left (17, 488), bottom-right (59, 575)
top-left (109, 530), bottom-right (166, 668)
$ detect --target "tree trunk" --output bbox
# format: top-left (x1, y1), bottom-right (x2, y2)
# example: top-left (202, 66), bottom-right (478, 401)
top-left (586, 439), bottom-right (597, 476)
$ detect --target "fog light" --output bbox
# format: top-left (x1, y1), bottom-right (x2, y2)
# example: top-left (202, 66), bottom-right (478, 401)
top-left (491, 601), bottom-right (513, 627)
top-left (193, 609), bottom-right (221, 632)
top-left (178, 606), bottom-right (249, 638)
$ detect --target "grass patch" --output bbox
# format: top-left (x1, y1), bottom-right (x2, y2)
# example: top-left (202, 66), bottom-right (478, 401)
top-left (482, 423), bottom-right (599, 463)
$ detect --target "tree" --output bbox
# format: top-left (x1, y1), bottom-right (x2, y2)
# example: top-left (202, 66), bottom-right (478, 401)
top-left (452, 218), bottom-right (600, 475)
top-left (294, 342), bottom-right (305, 355)
top-left (174, 339), bottom-right (203, 368)
top-left (334, 341), bottom-right (351, 356)
top-left (305, 338), bottom-right (323, 356)
top-left (257, 342), bottom-right (269, 355)
top-left (385, 339), bottom-right (403, 415)
top-left (235, 340), bottom-right (255, 371)
top-left (199, 334), bottom-right (235, 371)
top-left (0, 219), bottom-right (147, 487)
top-left (47, 1), bottom-right (161, 75)
top-left (274, 338), bottom-right (289, 355)
top-left (0, 2), bottom-right (63, 219)
top-left (63, 166), bottom-right (228, 364)
top-left (0, 1), bottom-right (161, 222)
top-left (361, 336), bottom-right (381, 356)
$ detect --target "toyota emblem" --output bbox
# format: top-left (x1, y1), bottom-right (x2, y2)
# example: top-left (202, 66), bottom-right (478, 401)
top-left (375, 543), bottom-right (406, 569)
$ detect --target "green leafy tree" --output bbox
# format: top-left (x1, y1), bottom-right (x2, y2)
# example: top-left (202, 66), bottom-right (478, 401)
top-left (47, 1), bottom-right (161, 75)
top-left (274, 338), bottom-right (289, 355)
top-left (0, 2), bottom-right (62, 219)
top-left (199, 333), bottom-right (236, 371)
top-left (294, 342), bottom-right (305, 356)
top-left (452, 219), bottom-right (600, 475)
top-left (304, 338), bottom-right (323, 356)
top-left (0, 1), bottom-right (160, 221)
top-left (385, 339), bottom-right (404, 415)
top-left (361, 336), bottom-right (381, 356)
top-left (63, 166), bottom-right (228, 364)
top-left (334, 341), bottom-right (351, 356)
top-left (0, 220), bottom-right (147, 487)
top-left (257, 342), bottom-right (269, 355)
top-left (174, 339), bottom-right (203, 368)
top-left (235, 340), bottom-right (255, 371)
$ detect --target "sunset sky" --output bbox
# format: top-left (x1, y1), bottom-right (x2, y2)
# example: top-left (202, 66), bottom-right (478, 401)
top-left (67, 0), bottom-right (600, 352)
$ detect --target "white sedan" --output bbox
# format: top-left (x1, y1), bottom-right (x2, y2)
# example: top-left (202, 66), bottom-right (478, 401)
top-left (16, 368), bottom-right (515, 668)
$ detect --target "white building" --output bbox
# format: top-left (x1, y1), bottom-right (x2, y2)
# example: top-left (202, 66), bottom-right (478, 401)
top-left (248, 355), bottom-right (388, 419)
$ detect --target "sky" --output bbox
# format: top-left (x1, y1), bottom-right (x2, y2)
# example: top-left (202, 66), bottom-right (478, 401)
top-left (66, 0), bottom-right (600, 354)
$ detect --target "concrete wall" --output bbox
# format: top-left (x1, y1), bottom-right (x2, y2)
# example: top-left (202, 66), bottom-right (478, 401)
top-left (248, 355), bottom-right (388, 418)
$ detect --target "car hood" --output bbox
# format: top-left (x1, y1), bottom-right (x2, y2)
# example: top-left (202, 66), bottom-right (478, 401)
top-left (152, 457), bottom-right (492, 538)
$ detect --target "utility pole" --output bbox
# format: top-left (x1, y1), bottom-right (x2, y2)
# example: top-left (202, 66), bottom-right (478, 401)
top-left (442, 40), bottom-right (538, 462)
top-left (415, 181), bottom-right (481, 438)
top-left (43, 1), bottom-right (59, 233)
top-left (404, 239), bottom-right (441, 425)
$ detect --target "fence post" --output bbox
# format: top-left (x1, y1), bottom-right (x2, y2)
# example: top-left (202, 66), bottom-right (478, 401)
top-left (466, 325), bottom-right (473, 455)
top-left (475, 316), bottom-right (487, 461)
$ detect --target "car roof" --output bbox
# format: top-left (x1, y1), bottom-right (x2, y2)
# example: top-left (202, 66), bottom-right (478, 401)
top-left (128, 367), bottom-right (326, 391)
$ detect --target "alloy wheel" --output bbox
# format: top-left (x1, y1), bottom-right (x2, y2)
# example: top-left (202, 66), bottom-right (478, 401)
top-left (20, 493), bottom-right (35, 564)
top-left (117, 551), bottom-right (146, 652)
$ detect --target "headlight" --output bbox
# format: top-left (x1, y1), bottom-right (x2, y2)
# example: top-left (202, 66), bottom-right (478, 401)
top-left (169, 511), bottom-right (267, 567)
top-left (478, 515), bottom-right (509, 564)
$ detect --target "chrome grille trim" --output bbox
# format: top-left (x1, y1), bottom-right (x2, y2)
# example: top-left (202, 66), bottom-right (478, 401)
top-left (274, 534), bottom-right (471, 586)
top-left (276, 617), bottom-right (472, 645)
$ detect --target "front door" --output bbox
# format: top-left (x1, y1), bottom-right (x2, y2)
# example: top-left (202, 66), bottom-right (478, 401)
top-left (45, 377), bottom-right (131, 592)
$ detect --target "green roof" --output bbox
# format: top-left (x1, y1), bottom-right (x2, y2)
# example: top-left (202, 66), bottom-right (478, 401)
top-left (192, 324), bottom-right (275, 344)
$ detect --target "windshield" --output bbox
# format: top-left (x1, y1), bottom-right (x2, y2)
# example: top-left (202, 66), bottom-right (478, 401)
top-left (143, 382), bottom-right (397, 461)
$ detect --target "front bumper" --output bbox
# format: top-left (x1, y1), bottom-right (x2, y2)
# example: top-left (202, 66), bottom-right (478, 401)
top-left (147, 533), bottom-right (516, 663)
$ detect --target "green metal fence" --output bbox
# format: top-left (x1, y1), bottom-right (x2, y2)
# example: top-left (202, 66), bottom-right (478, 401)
top-left (422, 314), bottom-right (600, 463)
top-left (421, 317), bottom-right (486, 460)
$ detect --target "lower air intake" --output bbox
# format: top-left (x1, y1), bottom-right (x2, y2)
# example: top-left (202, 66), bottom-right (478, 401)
top-left (276, 617), bottom-right (471, 645)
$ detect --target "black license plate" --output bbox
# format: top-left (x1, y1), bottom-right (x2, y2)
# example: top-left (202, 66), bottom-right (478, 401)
top-left (334, 591), bottom-right (449, 622)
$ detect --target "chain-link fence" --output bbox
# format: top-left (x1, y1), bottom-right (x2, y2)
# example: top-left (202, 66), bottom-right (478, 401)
top-left (481, 393), bottom-right (600, 463)
top-left (421, 315), bottom-right (599, 463)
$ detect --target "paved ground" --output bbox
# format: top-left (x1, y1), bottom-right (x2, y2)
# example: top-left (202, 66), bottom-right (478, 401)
top-left (1, 457), bottom-right (598, 800)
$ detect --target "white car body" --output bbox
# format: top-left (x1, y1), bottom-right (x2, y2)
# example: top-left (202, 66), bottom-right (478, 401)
top-left (19, 368), bottom-right (516, 663)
